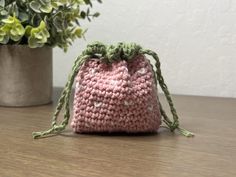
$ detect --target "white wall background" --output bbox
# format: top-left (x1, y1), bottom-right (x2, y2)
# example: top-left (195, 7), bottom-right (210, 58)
top-left (53, 0), bottom-right (236, 98)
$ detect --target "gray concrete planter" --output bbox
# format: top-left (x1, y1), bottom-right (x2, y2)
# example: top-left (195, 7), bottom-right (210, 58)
top-left (0, 45), bottom-right (53, 107)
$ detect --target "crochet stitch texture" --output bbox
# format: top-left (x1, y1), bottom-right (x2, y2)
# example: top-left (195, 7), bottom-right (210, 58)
top-left (72, 55), bottom-right (161, 133)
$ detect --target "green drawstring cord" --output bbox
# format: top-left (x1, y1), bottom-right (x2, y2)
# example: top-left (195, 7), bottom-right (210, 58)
top-left (32, 55), bottom-right (88, 139)
top-left (32, 42), bottom-right (194, 139)
top-left (141, 49), bottom-right (194, 137)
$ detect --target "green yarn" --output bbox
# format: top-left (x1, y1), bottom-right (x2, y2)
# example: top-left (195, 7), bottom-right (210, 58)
top-left (32, 55), bottom-right (88, 139)
top-left (32, 42), bottom-right (194, 139)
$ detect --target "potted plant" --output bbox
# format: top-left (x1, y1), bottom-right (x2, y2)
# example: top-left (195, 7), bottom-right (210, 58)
top-left (0, 0), bottom-right (101, 107)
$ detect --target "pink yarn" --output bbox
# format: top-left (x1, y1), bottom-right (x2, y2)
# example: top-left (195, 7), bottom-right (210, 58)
top-left (71, 55), bottom-right (161, 133)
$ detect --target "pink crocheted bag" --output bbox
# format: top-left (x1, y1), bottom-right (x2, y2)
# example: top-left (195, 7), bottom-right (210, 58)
top-left (33, 42), bottom-right (193, 139)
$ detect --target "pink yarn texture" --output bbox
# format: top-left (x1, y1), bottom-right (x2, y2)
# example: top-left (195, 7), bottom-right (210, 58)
top-left (71, 55), bottom-right (161, 133)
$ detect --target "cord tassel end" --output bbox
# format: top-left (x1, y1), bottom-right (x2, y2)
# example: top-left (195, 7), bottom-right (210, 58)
top-left (177, 127), bottom-right (194, 137)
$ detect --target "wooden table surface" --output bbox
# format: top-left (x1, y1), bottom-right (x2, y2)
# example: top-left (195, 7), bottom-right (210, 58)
top-left (0, 88), bottom-right (235, 177)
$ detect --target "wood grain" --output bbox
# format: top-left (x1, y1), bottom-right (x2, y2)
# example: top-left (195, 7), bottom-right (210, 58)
top-left (0, 88), bottom-right (235, 177)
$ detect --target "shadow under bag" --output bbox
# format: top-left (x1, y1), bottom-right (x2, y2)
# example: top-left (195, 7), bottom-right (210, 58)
top-left (33, 42), bottom-right (194, 139)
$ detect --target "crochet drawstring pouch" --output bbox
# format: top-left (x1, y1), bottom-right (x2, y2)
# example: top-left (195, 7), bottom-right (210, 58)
top-left (33, 42), bottom-right (194, 139)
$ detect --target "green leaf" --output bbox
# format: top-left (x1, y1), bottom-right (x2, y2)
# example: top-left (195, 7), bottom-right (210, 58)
top-left (10, 28), bottom-right (17, 35)
top-left (1, 15), bottom-right (25, 42)
top-left (84, 0), bottom-right (92, 7)
top-left (53, 16), bottom-right (63, 32)
top-left (28, 36), bottom-right (43, 48)
top-left (0, 9), bottom-right (8, 16)
top-left (38, 20), bottom-right (46, 29)
top-left (0, 28), bottom-right (8, 44)
top-left (0, 29), bottom-right (5, 35)
top-left (80, 11), bottom-right (86, 19)
top-left (12, 3), bottom-right (19, 16)
top-left (25, 25), bottom-right (33, 37)
top-left (1, 24), bottom-right (10, 31)
top-left (0, 35), bottom-right (9, 44)
top-left (34, 32), bottom-right (43, 39)
top-left (29, 1), bottom-right (41, 13)
top-left (42, 28), bottom-right (49, 38)
top-left (15, 24), bottom-right (25, 35)
top-left (0, 0), bottom-right (5, 7)
top-left (30, 14), bottom-right (39, 26)
top-left (10, 34), bottom-right (22, 41)
top-left (40, 5), bottom-right (52, 13)
top-left (27, 21), bottom-right (50, 48)
top-left (93, 12), bottom-right (100, 17)
top-left (18, 12), bottom-right (29, 22)
top-left (74, 28), bottom-right (82, 38)
top-left (51, 1), bottom-right (63, 8)
top-left (38, 0), bottom-right (48, 6)
top-left (2, 16), bottom-right (14, 24)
